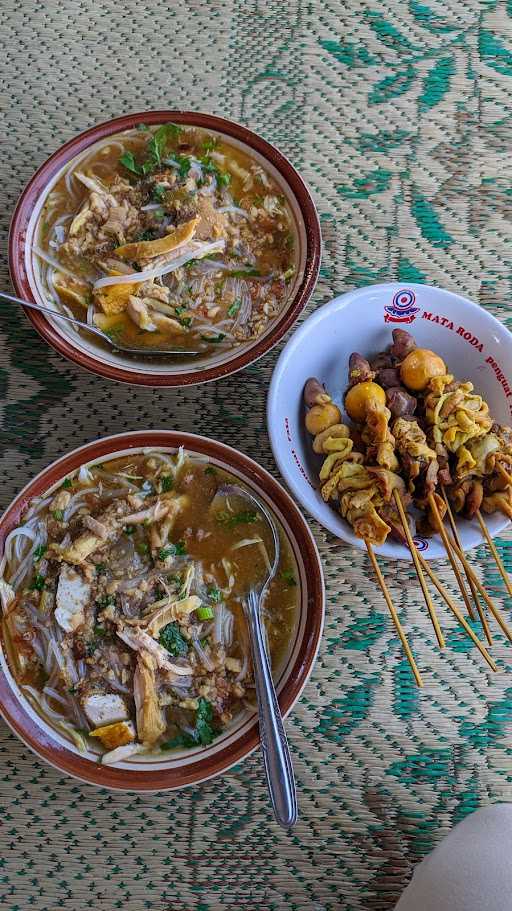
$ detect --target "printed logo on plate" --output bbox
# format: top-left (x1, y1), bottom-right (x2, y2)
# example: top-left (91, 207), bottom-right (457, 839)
top-left (384, 289), bottom-right (420, 324)
top-left (413, 537), bottom-right (428, 551)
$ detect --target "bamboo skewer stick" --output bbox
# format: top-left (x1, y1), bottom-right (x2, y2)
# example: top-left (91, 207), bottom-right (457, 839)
top-left (440, 488), bottom-right (492, 645)
top-left (446, 533), bottom-right (512, 644)
top-left (365, 540), bottom-right (423, 687)
top-left (427, 493), bottom-right (480, 623)
top-left (393, 490), bottom-right (445, 648)
top-left (417, 553), bottom-right (497, 672)
top-left (432, 510), bottom-right (512, 642)
top-left (439, 487), bottom-right (479, 625)
top-left (476, 509), bottom-right (512, 600)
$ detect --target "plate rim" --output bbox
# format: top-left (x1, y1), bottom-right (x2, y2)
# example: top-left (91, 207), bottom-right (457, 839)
top-left (267, 281), bottom-right (512, 561)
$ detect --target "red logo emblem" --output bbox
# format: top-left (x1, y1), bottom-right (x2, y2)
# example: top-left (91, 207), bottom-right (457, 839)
top-left (384, 289), bottom-right (420, 324)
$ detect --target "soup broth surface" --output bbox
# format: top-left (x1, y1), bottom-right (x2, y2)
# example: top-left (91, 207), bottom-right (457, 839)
top-left (36, 124), bottom-right (297, 361)
top-left (1, 450), bottom-right (298, 761)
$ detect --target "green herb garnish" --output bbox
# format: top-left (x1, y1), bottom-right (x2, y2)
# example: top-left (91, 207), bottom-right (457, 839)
top-left (119, 151), bottom-right (142, 175)
top-left (199, 156), bottom-right (231, 188)
top-left (149, 122), bottom-right (181, 167)
top-left (202, 136), bottom-right (218, 153)
top-left (52, 509), bottom-right (64, 522)
top-left (281, 570), bottom-right (297, 587)
top-left (227, 300), bottom-right (241, 318)
top-left (103, 326), bottom-right (124, 343)
top-left (137, 229), bottom-right (157, 242)
top-left (200, 333), bottom-right (225, 343)
top-left (207, 586), bottom-right (222, 603)
top-left (62, 478), bottom-right (73, 489)
top-left (30, 574), bottom-right (46, 592)
top-left (159, 621), bottom-right (188, 657)
top-left (161, 698), bottom-right (217, 749)
top-left (216, 509), bottom-right (258, 529)
top-left (124, 525), bottom-right (135, 535)
top-left (136, 541), bottom-right (150, 556)
top-left (153, 183), bottom-right (166, 201)
top-left (194, 698), bottom-right (217, 744)
top-left (196, 605), bottom-right (214, 621)
top-left (228, 268), bottom-right (261, 278)
top-left (158, 540), bottom-right (187, 561)
top-left (95, 563), bottom-right (106, 575)
top-left (160, 476), bottom-right (174, 493)
top-left (33, 544), bottom-right (47, 561)
top-left (120, 123), bottom-right (182, 177)
top-left (204, 466), bottom-right (216, 476)
top-left (96, 594), bottom-right (115, 608)
top-left (174, 305), bottom-right (192, 328)
top-left (175, 154), bottom-right (191, 178)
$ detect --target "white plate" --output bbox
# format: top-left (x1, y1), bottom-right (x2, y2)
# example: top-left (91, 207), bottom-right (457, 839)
top-left (267, 282), bottom-right (512, 560)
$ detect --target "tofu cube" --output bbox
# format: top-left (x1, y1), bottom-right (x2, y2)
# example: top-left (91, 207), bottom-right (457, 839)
top-left (83, 693), bottom-right (128, 727)
top-left (55, 565), bottom-right (91, 632)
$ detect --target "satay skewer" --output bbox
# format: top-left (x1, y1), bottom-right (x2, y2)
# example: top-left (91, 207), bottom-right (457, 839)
top-left (393, 490), bottom-right (445, 649)
top-left (416, 553), bottom-right (497, 672)
top-left (428, 493), bottom-right (512, 644)
top-left (439, 488), bottom-right (479, 625)
top-left (365, 540), bottom-right (423, 687)
top-left (427, 493), bottom-right (480, 623)
top-left (440, 488), bottom-right (492, 644)
top-left (476, 509), bottom-right (512, 600)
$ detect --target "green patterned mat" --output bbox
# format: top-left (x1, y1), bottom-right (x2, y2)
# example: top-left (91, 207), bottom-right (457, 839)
top-left (2, 1), bottom-right (512, 908)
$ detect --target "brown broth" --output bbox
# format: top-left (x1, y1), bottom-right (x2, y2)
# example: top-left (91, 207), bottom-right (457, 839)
top-left (1, 450), bottom-right (299, 754)
top-left (37, 125), bottom-right (298, 362)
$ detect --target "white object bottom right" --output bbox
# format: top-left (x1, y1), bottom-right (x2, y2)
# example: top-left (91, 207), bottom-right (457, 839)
top-left (395, 804), bottom-right (512, 911)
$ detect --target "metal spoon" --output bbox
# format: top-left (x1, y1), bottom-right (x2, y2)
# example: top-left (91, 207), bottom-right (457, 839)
top-left (212, 483), bottom-right (298, 829)
top-left (0, 291), bottom-right (198, 357)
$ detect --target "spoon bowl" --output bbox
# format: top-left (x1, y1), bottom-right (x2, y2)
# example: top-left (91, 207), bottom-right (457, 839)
top-left (211, 483), bottom-right (280, 595)
top-left (0, 292), bottom-right (199, 358)
top-left (211, 481), bottom-right (298, 829)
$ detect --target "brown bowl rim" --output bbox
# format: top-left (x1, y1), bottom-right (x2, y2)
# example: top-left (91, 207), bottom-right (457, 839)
top-left (8, 110), bottom-right (321, 387)
top-left (0, 431), bottom-right (324, 790)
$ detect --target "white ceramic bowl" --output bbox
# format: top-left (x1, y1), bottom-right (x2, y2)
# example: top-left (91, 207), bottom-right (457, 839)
top-left (267, 282), bottom-right (512, 560)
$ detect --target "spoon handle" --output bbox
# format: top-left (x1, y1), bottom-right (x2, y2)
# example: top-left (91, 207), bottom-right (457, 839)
top-left (0, 291), bottom-right (106, 339)
top-left (245, 589), bottom-right (298, 829)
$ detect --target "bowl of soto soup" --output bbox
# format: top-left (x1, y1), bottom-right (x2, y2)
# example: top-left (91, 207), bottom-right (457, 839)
top-left (0, 431), bottom-right (324, 790)
top-left (9, 111), bottom-right (321, 386)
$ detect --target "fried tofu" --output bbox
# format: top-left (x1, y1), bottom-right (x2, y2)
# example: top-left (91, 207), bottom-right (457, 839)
top-left (90, 720), bottom-right (136, 750)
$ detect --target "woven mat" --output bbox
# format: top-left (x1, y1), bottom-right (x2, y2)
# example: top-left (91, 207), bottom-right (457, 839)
top-left (2, 2), bottom-right (512, 909)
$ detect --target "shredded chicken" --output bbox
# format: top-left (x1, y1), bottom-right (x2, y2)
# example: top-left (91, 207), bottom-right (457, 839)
top-left (133, 653), bottom-right (166, 745)
top-left (116, 625), bottom-right (193, 677)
